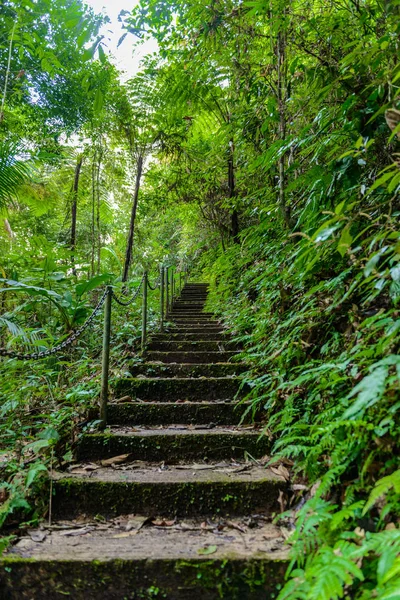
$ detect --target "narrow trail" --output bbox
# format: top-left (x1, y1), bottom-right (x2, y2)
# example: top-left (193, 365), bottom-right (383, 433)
top-left (2, 283), bottom-right (288, 599)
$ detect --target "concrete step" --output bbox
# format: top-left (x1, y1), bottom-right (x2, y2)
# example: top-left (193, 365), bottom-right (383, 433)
top-left (144, 351), bottom-right (240, 363)
top-left (114, 376), bottom-right (245, 400)
top-left (129, 362), bottom-right (246, 378)
top-left (51, 463), bottom-right (284, 519)
top-left (108, 401), bottom-right (252, 425)
top-left (147, 340), bottom-right (239, 353)
top-left (1, 520), bottom-right (287, 600)
top-left (78, 426), bottom-right (270, 462)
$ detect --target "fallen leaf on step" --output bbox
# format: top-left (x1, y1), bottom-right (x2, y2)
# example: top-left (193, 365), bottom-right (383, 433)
top-left (60, 527), bottom-right (94, 537)
top-left (113, 531), bottom-right (139, 538)
top-left (126, 516), bottom-right (151, 531)
top-left (114, 396), bottom-right (132, 403)
top-left (263, 530), bottom-right (283, 540)
top-left (226, 521), bottom-right (247, 533)
top-left (100, 454), bottom-right (132, 466)
top-left (270, 465), bottom-right (290, 481)
top-left (279, 527), bottom-right (292, 540)
top-left (151, 519), bottom-right (175, 527)
top-left (278, 489), bottom-right (288, 513)
top-left (197, 545), bottom-right (218, 555)
top-left (28, 530), bottom-right (48, 543)
top-left (69, 463), bottom-right (100, 474)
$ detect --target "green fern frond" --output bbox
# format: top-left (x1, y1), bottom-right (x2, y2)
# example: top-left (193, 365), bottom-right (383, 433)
top-left (363, 470), bottom-right (400, 515)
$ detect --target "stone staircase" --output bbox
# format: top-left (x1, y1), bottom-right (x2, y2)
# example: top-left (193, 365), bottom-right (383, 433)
top-left (1, 283), bottom-right (288, 599)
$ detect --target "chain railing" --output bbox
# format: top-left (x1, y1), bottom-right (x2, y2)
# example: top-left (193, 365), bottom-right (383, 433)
top-left (0, 263), bottom-right (188, 427)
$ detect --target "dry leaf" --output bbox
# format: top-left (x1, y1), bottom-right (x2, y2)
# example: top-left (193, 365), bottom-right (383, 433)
top-left (151, 519), bottom-right (175, 527)
top-left (113, 531), bottom-right (138, 538)
top-left (100, 454), bottom-right (131, 467)
top-left (60, 526), bottom-right (94, 537)
top-left (29, 530), bottom-right (47, 543)
top-left (227, 520), bottom-right (247, 533)
top-left (114, 396), bottom-right (131, 404)
top-left (278, 490), bottom-right (287, 513)
top-left (270, 465), bottom-right (290, 481)
top-left (385, 108), bottom-right (400, 139)
top-left (126, 516), bottom-right (151, 531)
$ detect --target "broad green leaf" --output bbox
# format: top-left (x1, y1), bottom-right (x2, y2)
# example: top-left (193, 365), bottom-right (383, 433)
top-left (25, 463), bottom-right (48, 488)
top-left (197, 545), bottom-right (217, 555)
top-left (337, 226), bottom-right (352, 257)
top-left (94, 88), bottom-right (104, 113)
top-left (75, 273), bottom-right (113, 297)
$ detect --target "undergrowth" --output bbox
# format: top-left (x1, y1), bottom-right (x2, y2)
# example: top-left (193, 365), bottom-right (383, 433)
top-left (203, 202), bottom-right (400, 598)
top-left (0, 270), bottom-right (161, 534)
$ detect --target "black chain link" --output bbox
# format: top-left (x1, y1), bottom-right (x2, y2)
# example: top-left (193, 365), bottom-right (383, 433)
top-left (147, 274), bottom-right (161, 291)
top-left (0, 287), bottom-right (109, 361)
top-left (112, 274), bottom-right (145, 306)
top-left (0, 269), bottom-right (166, 361)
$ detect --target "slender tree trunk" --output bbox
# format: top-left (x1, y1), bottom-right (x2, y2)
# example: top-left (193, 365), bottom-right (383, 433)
top-left (70, 155), bottom-right (83, 276)
top-left (228, 140), bottom-right (239, 243)
top-left (91, 149), bottom-right (96, 277)
top-left (122, 154), bottom-right (143, 282)
top-left (0, 23), bottom-right (16, 123)
top-left (96, 148), bottom-right (102, 274)
top-left (276, 13), bottom-right (291, 228)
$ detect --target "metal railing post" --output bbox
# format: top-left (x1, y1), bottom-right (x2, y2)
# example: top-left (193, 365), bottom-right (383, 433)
top-left (141, 271), bottom-right (148, 351)
top-left (100, 286), bottom-right (112, 428)
top-left (160, 266), bottom-right (164, 332)
top-left (171, 268), bottom-right (174, 308)
top-left (165, 267), bottom-right (169, 316)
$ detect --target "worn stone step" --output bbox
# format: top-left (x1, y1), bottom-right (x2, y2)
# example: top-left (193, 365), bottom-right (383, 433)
top-left (172, 302), bottom-right (207, 307)
top-left (167, 326), bottom-right (225, 334)
top-left (168, 321), bottom-right (220, 327)
top-left (152, 333), bottom-right (228, 342)
top-left (147, 340), bottom-right (238, 353)
top-left (52, 463), bottom-right (284, 519)
top-left (1, 520), bottom-right (287, 600)
top-left (177, 298), bottom-right (208, 302)
top-left (78, 426), bottom-right (270, 462)
top-left (145, 351), bottom-right (240, 363)
top-left (129, 362), bottom-right (245, 378)
top-left (168, 316), bottom-right (215, 322)
top-left (154, 331), bottom-right (227, 338)
top-left (114, 377), bottom-right (245, 400)
top-left (169, 311), bottom-right (213, 315)
top-left (108, 401), bottom-right (252, 425)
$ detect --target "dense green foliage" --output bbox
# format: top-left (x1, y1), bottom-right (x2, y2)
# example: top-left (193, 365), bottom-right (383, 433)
top-left (1, 0), bottom-right (400, 597)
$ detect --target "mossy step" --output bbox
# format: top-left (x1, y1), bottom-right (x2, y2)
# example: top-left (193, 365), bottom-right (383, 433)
top-left (169, 311), bottom-right (214, 316)
top-left (167, 326), bottom-right (225, 334)
top-left (52, 464), bottom-right (284, 519)
top-left (108, 401), bottom-right (252, 425)
top-left (114, 377), bottom-right (245, 400)
top-left (1, 523), bottom-right (287, 600)
top-left (78, 427), bottom-right (270, 461)
top-left (144, 351), bottom-right (240, 364)
top-left (168, 321), bottom-right (220, 327)
top-left (151, 332), bottom-right (229, 341)
top-left (129, 362), bottom-right (246, 378)
top-left (147, 341), bottom-right (239, 352)
top-left (178, 295), bottom-right (208, 299)
top-left (172, 302), bottom-right (207, 307)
